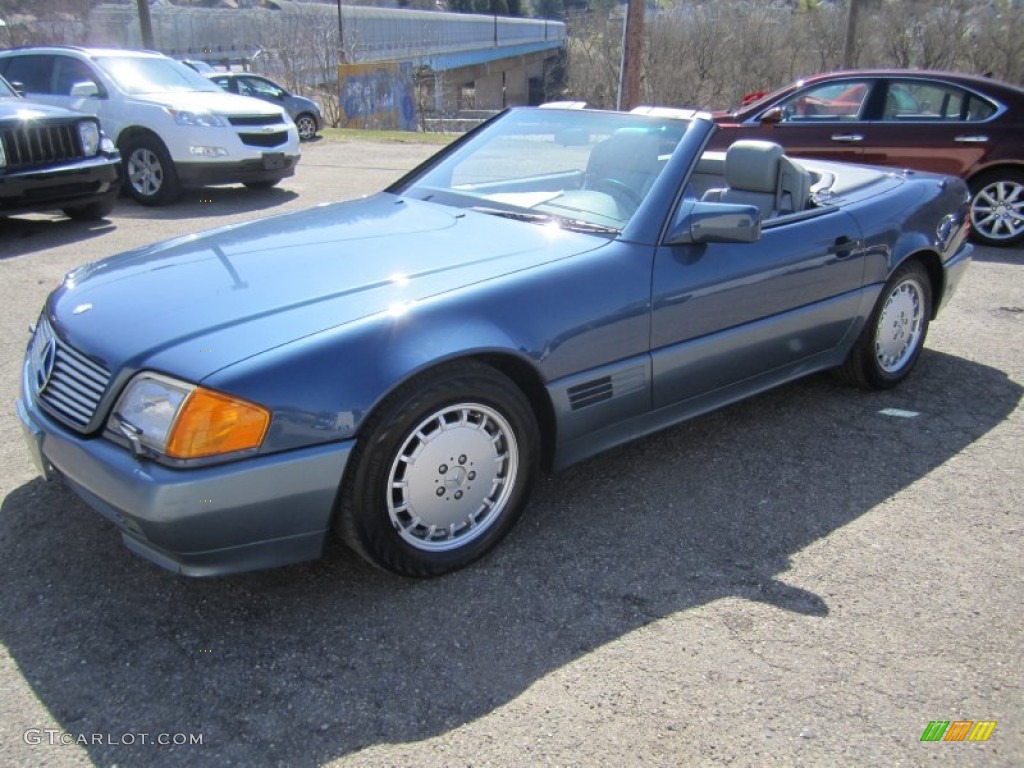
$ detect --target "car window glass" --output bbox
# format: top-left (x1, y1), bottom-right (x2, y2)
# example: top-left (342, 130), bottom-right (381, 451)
top-left (779, 80), bottom-right (871, 121)
top-left (94, 55), bottom-right (219, 94)
top-left (1, 55), bottom-right (55, 94)
top-left (53, 57), bottom-right (100, 96)
top-left (241, 77), bottom-right (283, 99)
top-left (964, 95), bottom-right (996, 121)
top-left (407, 110), bottom-right (688, 231)
top-left (880, 80), bottom-right (997, 122)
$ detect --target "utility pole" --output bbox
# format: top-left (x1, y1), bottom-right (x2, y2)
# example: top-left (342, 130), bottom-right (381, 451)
top-left (620, 0), bottom-right (644, 110)
top-left (842, 0), bottom-right (860, 69)
top-left (136, 0), bottom-right (154, 49)
top-left (336, 0), bottom-right (347, 65)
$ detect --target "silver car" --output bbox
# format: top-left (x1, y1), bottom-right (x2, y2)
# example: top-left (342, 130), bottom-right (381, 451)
top-left (208, 73), bottom-right (323, 141)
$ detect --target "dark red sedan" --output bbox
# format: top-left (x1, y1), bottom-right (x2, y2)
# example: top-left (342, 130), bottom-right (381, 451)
top-left (708, 69), bottom-right (1024, 246)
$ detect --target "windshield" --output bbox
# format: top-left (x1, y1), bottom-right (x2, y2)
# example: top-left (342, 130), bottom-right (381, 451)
top-left (95, 56), bottom-right (221, 95)
top-left (398, 108), bottom-right (690, 232)
top-left (0, 76), bottom-right (17, 98)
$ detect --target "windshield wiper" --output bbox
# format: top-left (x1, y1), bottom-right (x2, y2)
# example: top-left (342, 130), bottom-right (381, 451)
top-left (470, 207), bottom-right (621, 235)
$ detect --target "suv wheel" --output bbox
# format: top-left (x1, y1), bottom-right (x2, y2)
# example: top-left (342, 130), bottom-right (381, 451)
top-left (121, 135), bottom-right (181, 206)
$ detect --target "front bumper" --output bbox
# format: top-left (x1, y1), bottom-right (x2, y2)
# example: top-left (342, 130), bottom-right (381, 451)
top-left (0, 154), bottom-right (121, 215)
top-left (174, 154), bottom-right (299, 188)
top-left (16, 382), bottom-right (352, 577)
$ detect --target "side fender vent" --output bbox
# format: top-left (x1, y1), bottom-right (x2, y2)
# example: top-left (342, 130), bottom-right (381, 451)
top-left (568, 376), bottom-right (613, 410)
top-left (566, 365), bottom-right (646, 411)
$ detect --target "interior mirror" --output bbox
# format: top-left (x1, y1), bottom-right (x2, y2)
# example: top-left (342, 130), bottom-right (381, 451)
top-left (760, 106), bottom-right (785, 125)
top-left (70, 81), bottom-right (100, 98)
top-left (666, 201), bottom-right (762, 245)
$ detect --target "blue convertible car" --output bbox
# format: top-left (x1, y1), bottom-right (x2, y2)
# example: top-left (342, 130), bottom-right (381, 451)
top-left (17, 107), bottom-right (972, 577)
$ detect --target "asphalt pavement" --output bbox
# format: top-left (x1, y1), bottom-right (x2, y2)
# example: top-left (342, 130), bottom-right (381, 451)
top-left (0, 139), bottom-right (1020, 768)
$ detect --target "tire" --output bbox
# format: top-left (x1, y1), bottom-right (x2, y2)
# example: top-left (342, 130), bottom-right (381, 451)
top-left (836, 260), bottom-right (932, 390)
top-left (120, 134), bottom-right (181, 206)
top-left (243, 179), bottom-right (281, 190)
top-left (336, 361), bottom-right (540, 577)
top-left (295, 113), bottom-right (318, 141)
top-left (968, 169), bottom-right (1024, 247)
top-left (62, 195), bottom-right (116, 221)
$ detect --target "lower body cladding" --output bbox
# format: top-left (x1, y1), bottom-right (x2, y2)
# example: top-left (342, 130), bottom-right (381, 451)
top-left (16, 390), bottom-right (352, 577)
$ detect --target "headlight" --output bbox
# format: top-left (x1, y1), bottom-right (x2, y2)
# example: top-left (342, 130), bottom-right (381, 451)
top-left (167, 108), bottom-right (228, 128)
top-left (110, 373), bottom-right (270, 460)
top-left (77, 120), bottom-right (101, 156)
top-left (0, 140), bottom-right (6, 168)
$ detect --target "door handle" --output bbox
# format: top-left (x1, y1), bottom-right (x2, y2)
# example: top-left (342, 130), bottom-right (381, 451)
top-left (954, 135), bottom-right (989, 143)
top-left (830, 134), bottom-right (864, 142)
top-left (828, 235), bottom-right (861, 258)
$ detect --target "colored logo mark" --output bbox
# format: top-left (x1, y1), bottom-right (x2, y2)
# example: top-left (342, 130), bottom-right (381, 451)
top-left (920, 721), bottom-right (997, 742)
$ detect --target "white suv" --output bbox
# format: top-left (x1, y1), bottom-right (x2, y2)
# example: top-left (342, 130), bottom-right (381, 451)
top-left (0, 46), bottom-right (301, 205)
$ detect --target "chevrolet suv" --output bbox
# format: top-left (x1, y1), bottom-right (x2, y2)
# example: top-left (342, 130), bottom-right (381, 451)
top-left (1, 74), bottom-right (120, 220)
top-left (0, 46), bottom-right (301, 205)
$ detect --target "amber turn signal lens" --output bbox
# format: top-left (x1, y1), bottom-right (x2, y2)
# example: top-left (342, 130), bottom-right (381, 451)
top-left (165, 387), bottom-right (270, 459)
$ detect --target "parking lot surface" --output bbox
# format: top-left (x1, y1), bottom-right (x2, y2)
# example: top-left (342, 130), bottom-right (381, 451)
top-left (0, 140), bottom-right (1021, 767)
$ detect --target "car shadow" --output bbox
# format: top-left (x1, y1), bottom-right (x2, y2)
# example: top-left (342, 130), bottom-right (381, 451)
top-left (970, 243), bottom-right (1023, 265)
top-left (0, 216), bottom-right (117, 260)
top-left (0, 350), bottom-right (1018, 766)
top-left (115, 186), bottom-right (300, 221)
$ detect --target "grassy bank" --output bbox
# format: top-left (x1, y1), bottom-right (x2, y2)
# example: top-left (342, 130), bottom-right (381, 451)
top-left (318, 127), bottom-right (460, 145)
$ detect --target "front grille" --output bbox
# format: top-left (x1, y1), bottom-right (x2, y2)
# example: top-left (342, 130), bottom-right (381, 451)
top-left (239, 131), bottom-right (289, 148)
top-left (228, 115), bottom-right (284, 128)
top-left (2, 123), bottom-right (84, 169)
top-left (28, 316), bottom-right (111, 431)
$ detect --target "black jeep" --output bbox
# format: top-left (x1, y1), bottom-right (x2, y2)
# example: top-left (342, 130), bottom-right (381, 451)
top-left (1, 75), bottom-right (120, 221)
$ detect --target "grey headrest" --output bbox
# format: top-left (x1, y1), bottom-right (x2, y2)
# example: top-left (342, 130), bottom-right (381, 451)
top-left (725, 140), bottom-right (784, 193)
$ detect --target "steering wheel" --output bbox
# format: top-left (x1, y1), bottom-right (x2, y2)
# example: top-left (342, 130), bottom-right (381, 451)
top-left (590, 178), bottom-right (643, 214)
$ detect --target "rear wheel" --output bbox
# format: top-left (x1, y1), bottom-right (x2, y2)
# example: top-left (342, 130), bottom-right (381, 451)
top-left (336, 361), bottom-right (540, 577)
top-left (295, 113), bottom-right (318, 141)
top-left (969, 169), bottom-right (1024, 247)
top-left (836, 260), bottom-right (932, 389)
top-left (120, 135), bottom-right (181, 206)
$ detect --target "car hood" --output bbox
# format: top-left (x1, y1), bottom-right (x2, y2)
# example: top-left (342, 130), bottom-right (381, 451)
top-left (131, 89), bottom-right (284, 116)
top-left (0, 98), bottom-right (93, 121)
top-left (47, 193), bottom-right (609, 381)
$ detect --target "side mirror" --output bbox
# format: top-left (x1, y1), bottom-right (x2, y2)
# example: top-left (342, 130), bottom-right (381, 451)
top-left (666, 201), bottom-right (762, 245)
top-left (70, 81), bottom-right (100, 98)
top-left (759, 106), bottom-right (785, 125)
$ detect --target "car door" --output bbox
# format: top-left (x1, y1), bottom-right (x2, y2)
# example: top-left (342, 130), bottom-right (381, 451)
top-left (715, 78), bottom-right (881, 163)
top-left (650, 206), bottom-right (865, 409)
top-left (855, 77), bottom-right (1003, 178)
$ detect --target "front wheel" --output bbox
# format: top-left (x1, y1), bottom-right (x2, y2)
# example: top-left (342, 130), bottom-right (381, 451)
top-left (120, 135), bottom-right (181, 206)
top-left (336, 361), bottom-right (540, 577)
top-left (62, 195), bottom-right (116, 221)
top-left (836, 260), bottom-right (932, 390)
top-left (295, 113), bottom-right (318, 141)
top-left (969, 169), bottom-right (1024, 247)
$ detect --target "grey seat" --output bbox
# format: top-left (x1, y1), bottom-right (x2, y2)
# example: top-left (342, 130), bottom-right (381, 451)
top-left (701, 140), bottom-right (812, 217)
